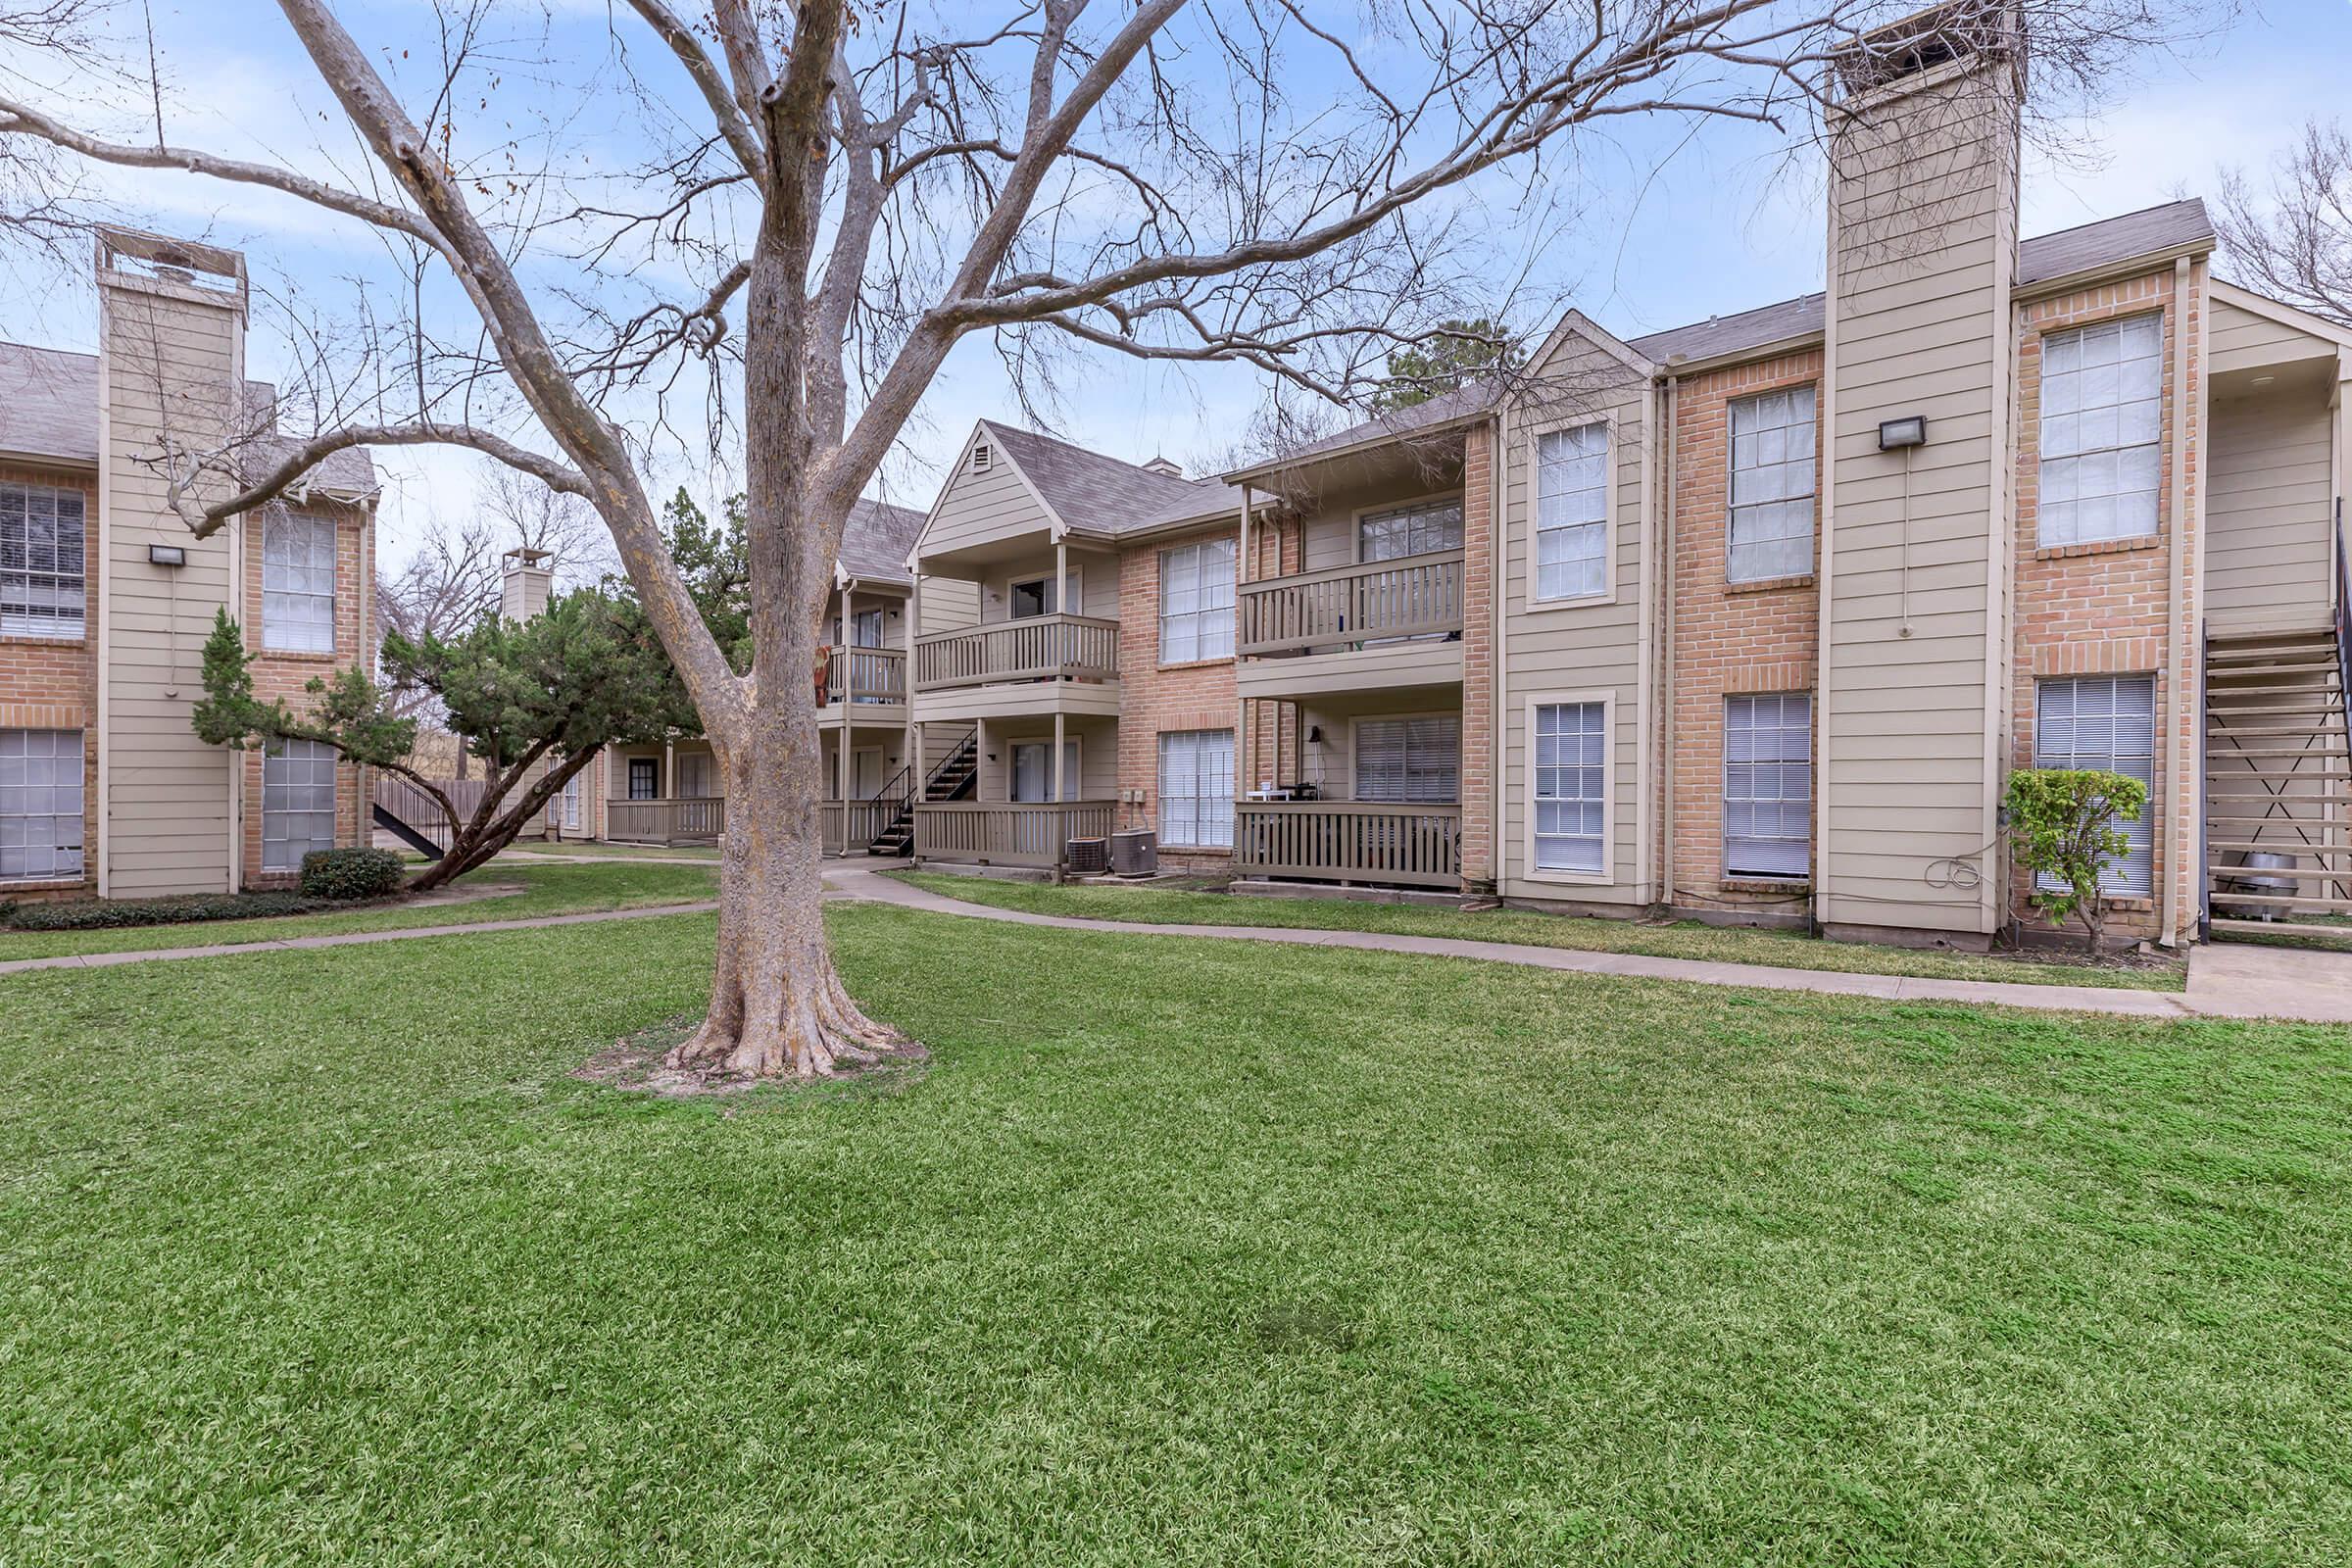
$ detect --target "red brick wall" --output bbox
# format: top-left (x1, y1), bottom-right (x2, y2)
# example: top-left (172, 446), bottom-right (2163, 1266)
top-left (1665, 350), bottom-right (1824, 915)
top-left (1117, 523), bottom-right (1241, 873)
top-left (1459, 421), bottom-right (1496, 891)
top-left (237, 499), bottom-right (374, 889)
top-left (0, 463), bottom-right (99, 900)
top-left (2008, 266), bottom-right (2199, 942)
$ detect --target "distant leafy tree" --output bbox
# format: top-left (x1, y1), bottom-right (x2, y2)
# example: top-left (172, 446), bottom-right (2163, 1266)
top-left (1369, 318), bottom-right (1524, 411)
top-left (662, 489), bottom-right (752, 672)
top-left (194, 589), bottom-right (695, 890)
top-left (2006, 767), bottom-right (2148, 954)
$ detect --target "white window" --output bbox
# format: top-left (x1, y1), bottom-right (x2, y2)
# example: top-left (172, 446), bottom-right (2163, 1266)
top-left (1157, 729), bottom-right (1235, 848)
top-left (262, 738), bottom-right (338, 872)
top-left (2034, 674), bottom-right (2156, 897)
top-left (1536, 423), bottom-right (1608, 600)
top-left (0, 729), bottom-right (83, 881)
top-left (1532, 702), bottom-right (1607, 874)
top-left (1159, 538), bottom-right (1236, 663)
top-left (263, 511), bottom-right (336, 653)
top-left (1724, 693), bottom-right (1812, 879)
top-left (1728, 386), bottom-right (1816, 582)
top-left (0, 484), bottom-right (86, 640)
top-left (1358, 497), bottom-right (1462, 563)
top-left (2039, 314), bottom-right (2161, 547)
top-left (1353, 716), bottom-right (1458, 804)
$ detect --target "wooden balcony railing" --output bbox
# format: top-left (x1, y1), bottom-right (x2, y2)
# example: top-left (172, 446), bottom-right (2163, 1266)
top-left (822, 644), bottom-right (906, 707)
top-left (607, 796), bottom-right (727, 845)
top-left (1237, 548), bottom-right (1464, 657)
top-left (913, 800), bottom-right (1115, 868)
top-left (913, 613), bottom-right (1120, 690)
top-left (822, 798), bottom-right (905, 855)
top-left (1233, 800), bottom-right (1461, 888)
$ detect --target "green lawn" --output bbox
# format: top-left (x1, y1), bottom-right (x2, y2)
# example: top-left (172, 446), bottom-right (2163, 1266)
top-left (896, 872), bottom-right (2189, 991)
top-left (3, 906), bottom-right (2346, 1563)
top-left (0, 859), bottom-right (716, 960)
top-left (508, 840), bottom-right (724, 860)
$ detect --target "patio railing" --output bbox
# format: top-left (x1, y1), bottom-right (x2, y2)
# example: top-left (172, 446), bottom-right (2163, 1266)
top-left (1233, 800), bottom-right (1461, 888)
top-left (822, 644), bottom-right (907, 707)
top-left (1237, 549), bottom-right (1463, 657)
top-left (912, 613), bottom-right (1119, 690)
top-left (913, 800), bottom-right (1115, 868)
top-left (607, 796), bottom-right (727, 845)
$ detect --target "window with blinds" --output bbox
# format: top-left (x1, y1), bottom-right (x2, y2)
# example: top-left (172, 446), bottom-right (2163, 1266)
top-left (2034, 674), bottom-right (2156, 896)
top-left (1357, 497), bottom-right (1462, 563)
top-left (1727, 386), bottom-right (1816, 582)
top-left (0, 728), bottom-right (83, 881)
top-left (1723, 693), bottom-right (1811, 879)
top-left (262, 739), bottom-right (338, 872)
top-left (1535, 424), bottom-right (1607, 600)
top-left (263, 512), bottom-right (336, 652)
top-left (2038, 315), bottom-right (2161, 547)
top-left (1159, 538), bottom-right (1236, 662)
top-left (1157, 729), bottom-right (1234, 848)
top-left (0, 485), bottom-right (86, 640)
top-left (1532, 702), bottom-right (1606, 873)
top-left (1353, 716), bottom-right (1458, 804)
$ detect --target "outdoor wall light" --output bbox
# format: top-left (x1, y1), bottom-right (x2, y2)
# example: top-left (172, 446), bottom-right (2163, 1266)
top-left (1878, 416), bottom-right (1927, 450)
top-left (148, 544), bottom-right (186, 566)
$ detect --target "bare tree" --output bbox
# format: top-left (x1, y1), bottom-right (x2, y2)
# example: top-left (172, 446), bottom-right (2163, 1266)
top-left (2217, 118), bottom-right (2352, 327)
top-left (0, 0), bottom-right (2201, 1078)
top-left (479, 466), bottom-right (617, 589)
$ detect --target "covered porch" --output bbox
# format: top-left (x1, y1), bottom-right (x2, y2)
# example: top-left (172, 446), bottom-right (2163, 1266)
top-left (1231, 692), bottom-right (1464, 891)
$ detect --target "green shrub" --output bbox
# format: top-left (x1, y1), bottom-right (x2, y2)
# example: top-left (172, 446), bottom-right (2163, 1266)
top-left (2006, 766), bottom-right (2148, 953)
top-left (300, 848), bottom-right (408, 901)
top-left (3, 891), bottom-right (339, 932)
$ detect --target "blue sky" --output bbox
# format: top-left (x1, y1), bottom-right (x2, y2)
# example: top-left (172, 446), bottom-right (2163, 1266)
top-left (2, 0), bottom-right (2345, 565)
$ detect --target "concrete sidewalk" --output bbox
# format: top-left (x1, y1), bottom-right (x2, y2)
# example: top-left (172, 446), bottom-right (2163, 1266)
top-left (835, 868), bottom-right (2352, 1025)
top-left (9, 862), bottom-right (2351, 1024)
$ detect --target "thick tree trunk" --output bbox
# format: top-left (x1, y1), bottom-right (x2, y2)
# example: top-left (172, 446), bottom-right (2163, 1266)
top-left (662, 707), bottom-right (915, 1079)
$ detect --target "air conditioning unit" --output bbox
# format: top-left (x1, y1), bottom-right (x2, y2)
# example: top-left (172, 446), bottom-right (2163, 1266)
top-left (1066, 837), bottom-right (1109, 876)
top-left (1109, 829), bottom-right (1158, 877)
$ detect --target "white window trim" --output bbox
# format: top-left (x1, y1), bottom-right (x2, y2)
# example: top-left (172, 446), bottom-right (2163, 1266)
top-left (1002, 563), bottom-right (1080, 620)
top-left (1346, 710), bottom-right (1463, 805)
top-left (2034, 310), bottom-right (2166, 550)
top-left (1348, 490), bottom-right (1468, 565)
top-left (0, 483), bottom-right (88, 643)
top-left (1520, 411), bottom-right (1619, 609)
top-left (1156, 536), bottom-right (1237, 666)
top-left (1520, 689), bottom-right (1615, 886)
top-left (1155, 727), bottom-right (1236, 849)
top-left (1721, 692), bottom-right (1813, 882)
top-left (1004, 730), bottom-right (1084, 802)
top-left (261, 511), bottom-right (338, 655)
top-left (1724, 383), bottom-right (1820, 584)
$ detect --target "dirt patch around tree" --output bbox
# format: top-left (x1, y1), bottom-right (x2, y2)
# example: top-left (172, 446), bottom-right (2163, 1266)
top-left (575, 1014), bottom-right (929, 1103)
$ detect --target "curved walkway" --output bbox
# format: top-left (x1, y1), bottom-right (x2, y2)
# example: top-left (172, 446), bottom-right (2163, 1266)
top-left (836, 869), bottom-right (2352, 1025)
top-left (9, 862), bottom-right (2350, 1023)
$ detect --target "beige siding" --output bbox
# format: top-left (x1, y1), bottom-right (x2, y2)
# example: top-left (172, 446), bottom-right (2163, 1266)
top-left (2206, 385), bottom-right (2337, 631)
top-left (2209, 297), bottom-right (2338, 377)
top-left (973, 715), bottom-right (1117, 801)
top-left (973, 549), bottom-right (1118, 624)
top-left (1285, 465), bottom-right (1465, 572)
top-left (828, 584), bottom-right (910, 650)
top-left (1498, 337), bottom-right (1649, 906)
top-left (1820, 64), bottom-right (2018, 936)
top-left (920, 446), bottom-right (1054, 559)
top-left (99, 270), bottom-right (246, 897)
top-left (916, 574), bottom-right (979, 633)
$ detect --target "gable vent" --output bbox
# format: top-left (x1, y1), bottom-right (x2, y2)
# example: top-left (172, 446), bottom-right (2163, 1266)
top-left (971, 442), bottom-right (992, 471)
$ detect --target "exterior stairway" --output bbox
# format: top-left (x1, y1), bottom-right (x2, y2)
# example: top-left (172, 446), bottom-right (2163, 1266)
top-left (864, 727), bottom-right (976, 858)
top-left (2203, 625), bottom-right (2352, 942)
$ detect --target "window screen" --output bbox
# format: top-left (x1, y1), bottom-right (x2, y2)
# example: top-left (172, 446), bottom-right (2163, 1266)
top-left (0, 729), bottom-right (83, 880)
top-left (0, 485), bottom-right (86, 640)
top-left (1728, 386), bottom-right (1816, 582)
top-left (1353, 717), bottom-right (1459, 804)
top-left (1536, 424), bottom-right (1608, 600)
top-left (1358, 497), bottom-right (1462, 563)
top-left (1723, 693), bottom-right (1811, 878)
top-left (1159, 539), bottom-right (1236, 662)
top-left (1157, 729), bottom-right (1235, 848)
top-left (2039, 315), bottom-right (2161, 547)
top-left (2034, 674), bottom-right (2156, 896)
top-left (1532, 703), bottom-right (1606, 873)
top-left (264, 512), bottom-right (336, 652)
top-left (262, 738), bottom-right (338, 872)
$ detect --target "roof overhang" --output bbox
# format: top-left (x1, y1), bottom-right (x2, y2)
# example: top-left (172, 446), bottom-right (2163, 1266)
top-left (2011, 238), bottom-right (2215, 307)
top-left (1221, 408), bottom-right (1485, 486)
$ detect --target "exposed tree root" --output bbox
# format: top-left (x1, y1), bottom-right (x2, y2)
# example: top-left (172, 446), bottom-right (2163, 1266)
top-left (662, 943), bottom-right (921, 1080)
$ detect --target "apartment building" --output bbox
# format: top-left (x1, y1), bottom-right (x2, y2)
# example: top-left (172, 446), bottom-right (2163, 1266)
top-left (0, 229), bottom-right (378, 902)
top-left (884, 4), bottom-right (2350, 951)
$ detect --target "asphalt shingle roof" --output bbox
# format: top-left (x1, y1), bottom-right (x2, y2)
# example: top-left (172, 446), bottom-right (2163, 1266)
top-left (838, 496), bottom-right (927, 585)
top-left (979, 419), bottom-right (1231, 535)
top-left (0, 338), bottom-right (377, 494)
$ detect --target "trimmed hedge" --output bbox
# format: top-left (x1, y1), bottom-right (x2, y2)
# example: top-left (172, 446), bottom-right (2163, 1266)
top-left (2, 891), bottom-right (341, 932)
top-left (300, 848), bottom-right (407, 901)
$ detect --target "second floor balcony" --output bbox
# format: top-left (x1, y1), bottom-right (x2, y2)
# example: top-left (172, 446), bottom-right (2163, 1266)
top-left (819, 643), bottom-right (907, 715)
top-left (1236, 548), bottom-right (1465, 699)
top-left (910, 612), bottom-right (1122, 721)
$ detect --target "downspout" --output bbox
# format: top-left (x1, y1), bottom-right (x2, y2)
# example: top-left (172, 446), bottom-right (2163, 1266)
top-left (1658, 372), bottom-right (1680, 911)
top-left (2159, 254), bottom-right (2197, 946)
top-left (1491, 405), bottom-right (1508, 900)
top-left (1632, 376), bottom-right (1661, 906)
